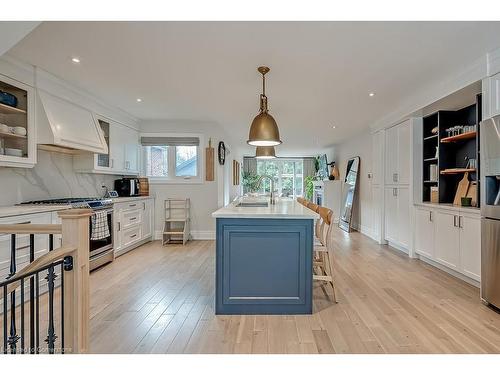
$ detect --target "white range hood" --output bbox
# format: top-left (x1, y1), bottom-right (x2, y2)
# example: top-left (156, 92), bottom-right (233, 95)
top-left (36, 90), bottom-right (108, 154)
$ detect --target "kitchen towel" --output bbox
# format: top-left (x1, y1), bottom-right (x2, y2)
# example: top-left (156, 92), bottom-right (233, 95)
top-left (91, 211), bottom-right (110, 240)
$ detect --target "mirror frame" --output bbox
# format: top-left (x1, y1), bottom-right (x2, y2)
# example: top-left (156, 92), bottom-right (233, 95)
top-left (339, 156), bottom-right (360, 233)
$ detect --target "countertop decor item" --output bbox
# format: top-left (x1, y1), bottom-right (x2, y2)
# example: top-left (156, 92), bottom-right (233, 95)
top-left (218, 141), bottom-right (226, 165)
top-left (461, 197), bottom-right (472, 207)
top-left (247, 66), bottom-right (282, 147)
top-left (328, 162), bottom-right (340, 180)
top-left (138, 177), bottom-right (149, 196)
top-left (255, 145), bottom-right (276, 159)
top-left (453, 172), bottom-right (470, 206)
top-left (206, 138), bottom-right (215, 181)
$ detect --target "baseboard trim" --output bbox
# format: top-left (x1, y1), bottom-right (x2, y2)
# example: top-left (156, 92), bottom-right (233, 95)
top-left (417, 254), bottom-right (480, 287)
top-left (387, 241), bottom-right (409, 255)
top-left (154, 230), bottom-right (215, 241)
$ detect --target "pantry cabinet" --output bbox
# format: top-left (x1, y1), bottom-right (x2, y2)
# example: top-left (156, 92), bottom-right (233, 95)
top-left (384, 186), bottom-right (411, 250)
top-left (113, 198), bottom-right (154, 257)
top-left (74, 116), bottom-right (140, 175)
top-left (414, 204), bottom-right (481, 282)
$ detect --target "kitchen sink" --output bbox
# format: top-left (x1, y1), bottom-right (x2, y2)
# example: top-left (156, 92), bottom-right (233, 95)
top-left (236, 202), bottom-right (269, 207)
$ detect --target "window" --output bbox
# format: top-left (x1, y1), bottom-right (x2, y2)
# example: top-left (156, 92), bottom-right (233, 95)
top-left (254, 159), bottom-right (304, 198)
top-left (141, 134), bottom-right (201, 182)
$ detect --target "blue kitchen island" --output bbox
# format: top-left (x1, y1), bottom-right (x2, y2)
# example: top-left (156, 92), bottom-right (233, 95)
top-left (212, 198), bottom-right (318, 315)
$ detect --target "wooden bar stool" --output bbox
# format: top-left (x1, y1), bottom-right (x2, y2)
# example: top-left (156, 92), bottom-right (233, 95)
top-left (313, 207), bottom-right (337, 303)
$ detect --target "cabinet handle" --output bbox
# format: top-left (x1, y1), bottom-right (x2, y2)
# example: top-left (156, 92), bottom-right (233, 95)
top-left (118, 222), bottom-right (121, 231)
top-left (130, 217), bottom-right (137, 221)
top-left (129, 204), bottom-right (137, 207)
top-left (143, 202), bottom-right (146, 210)
top-left (394, 173), bottom-right (398, 182)
top-left (429, 211), bottom-right (433, 222)
top-left (393, 188), bottom-right (397, 197)
top-left (459, 216), bottom-right (463, 228)
top-left (111, 159), bottom-right (114, 168)
top-left (453, 215), bottom-right (457, 227)
top-left (130, 234), bottom-right (137, 238)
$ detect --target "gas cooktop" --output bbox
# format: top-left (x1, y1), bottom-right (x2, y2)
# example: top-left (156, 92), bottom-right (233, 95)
top-left (21, 197), bottom-right (113, 209)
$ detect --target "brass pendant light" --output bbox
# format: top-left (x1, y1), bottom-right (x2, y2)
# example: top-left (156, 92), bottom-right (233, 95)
top-left (247, 66), bottom-right (282, 147)
top-left (255, 146), bottom-right (276, 159)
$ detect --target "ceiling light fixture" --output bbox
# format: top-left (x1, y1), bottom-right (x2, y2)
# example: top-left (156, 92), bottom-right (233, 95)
top-left (369, 92), bottom-right (375, 97)
top-left (332, 125), bottom-right (336, 129)
top-left (136, 98), bottom-right (142, 102)
top-left (71, 57), bottom-right (80, 64)
top-left (247, 66), bottom-right (282, 147)
top-left (255, 146), bottom-right (276, 159)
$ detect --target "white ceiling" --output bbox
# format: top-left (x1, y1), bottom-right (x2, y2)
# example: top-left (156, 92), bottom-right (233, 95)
top-left (7, 21), bottom-right (500, 155)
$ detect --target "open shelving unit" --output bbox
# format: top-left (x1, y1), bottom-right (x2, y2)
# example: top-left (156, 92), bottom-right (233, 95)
top-left (162, 198), bottom-right (191, 245)
top-left (421, 94), bottom-right (482, 205)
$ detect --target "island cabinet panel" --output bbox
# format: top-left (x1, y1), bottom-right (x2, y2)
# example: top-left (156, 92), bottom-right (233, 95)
top-left (215, 218), bottom-right (313, 314)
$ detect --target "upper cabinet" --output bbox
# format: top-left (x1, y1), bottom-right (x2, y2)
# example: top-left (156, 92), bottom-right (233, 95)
top-left (483, 72), bottom-right (500, 120)
top-left (384, 119), bottom-right (411, 185)
top-left (0, 74), bottom-right (36, 168)
top-left (73, 116), bottom-right (140, 175)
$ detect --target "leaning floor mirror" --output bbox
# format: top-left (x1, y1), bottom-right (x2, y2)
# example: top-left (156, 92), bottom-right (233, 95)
top-left (339, 156), bottom-right (360, 233)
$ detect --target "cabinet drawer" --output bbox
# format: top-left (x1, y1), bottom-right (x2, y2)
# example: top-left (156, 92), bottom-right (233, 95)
top-left (121, 226), bottom-right (142, 248)
top-left (120, 208), bottom-right (142, 230)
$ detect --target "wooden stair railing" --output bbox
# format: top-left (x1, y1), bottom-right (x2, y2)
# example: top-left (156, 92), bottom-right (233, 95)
top-left (0, 208), bottom-right (92, 354)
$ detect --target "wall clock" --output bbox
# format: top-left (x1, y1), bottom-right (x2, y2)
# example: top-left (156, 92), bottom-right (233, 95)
top-left (218, 141), bottom-right (226, 165)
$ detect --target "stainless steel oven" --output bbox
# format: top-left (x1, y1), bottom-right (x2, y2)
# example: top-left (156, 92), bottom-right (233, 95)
top-left (480, 115), bottom-right (500, 310)
top-left (89, 206), bottom-right (114, 271)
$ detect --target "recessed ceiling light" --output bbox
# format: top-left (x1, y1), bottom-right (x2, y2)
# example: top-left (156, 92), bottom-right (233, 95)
top-left (136, 98), bottom-right (142, 102)
top-left (369, 92), bottom-right (375, 97)
top-left (71, 57), bottom-right (80, 64)
top-left (332, 125), bottom-right (336, 129)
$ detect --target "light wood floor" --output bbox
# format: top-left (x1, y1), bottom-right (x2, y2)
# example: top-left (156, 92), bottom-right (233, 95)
top-left (87, 228), bottom-right (500, 354)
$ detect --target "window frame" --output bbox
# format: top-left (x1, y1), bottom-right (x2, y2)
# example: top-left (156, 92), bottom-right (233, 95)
top-left (255, 158), bottom-right (304, 198)
top-left (141, 132), bottom-right (204, 184)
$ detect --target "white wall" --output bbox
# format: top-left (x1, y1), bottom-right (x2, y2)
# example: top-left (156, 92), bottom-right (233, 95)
top-left (139, 120), bottom-right (243, 239)
top-left (333, 130), bottom-right (374, 237)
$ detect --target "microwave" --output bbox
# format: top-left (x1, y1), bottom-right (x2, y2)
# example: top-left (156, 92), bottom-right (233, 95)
top-left (114, 178), bottom-right (140, 197)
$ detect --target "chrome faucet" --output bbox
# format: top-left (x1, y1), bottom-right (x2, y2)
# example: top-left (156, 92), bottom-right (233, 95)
top-left (256, 175), bottom-right (276, 205)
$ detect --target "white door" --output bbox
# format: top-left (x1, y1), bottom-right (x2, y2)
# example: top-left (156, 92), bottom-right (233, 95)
top-left (384, 187), bottom-right (398, 243)
top-left (459, 214), bottom-right (481, 281)
top-left (372, 185), bottom-right (382, 242)
top-left (397, 120), bottom-right (411, 185)
top-left (397, 187), bottom-right (411, 249)
top-left (414, 207), bottom-right (435, 259)
top-left (384, 126), bottom-right (398, 185)
top-left (141, 199), bottom-right (153, 239)
top-left (434, 210), bottom-right (460, 270)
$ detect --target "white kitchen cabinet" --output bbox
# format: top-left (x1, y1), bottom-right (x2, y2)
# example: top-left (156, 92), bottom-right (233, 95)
top-left (384, 125), bottom-right (398, 185)
top-left (384, 187), bottom-right (398, 244)
top-left (459, 213), bottom-right (481, 281)
top-left (414, 204), bottom-right (481, 283)
top-left (384, 186), bottom-right (410, 251)
top-left (414, 206), bottom-right (435, 259)
top-left (372, 130), bottom-right (383, 185)
top-left (113, 198), bottom-right (154, 257)
top-left (434, 209), bottom-right (460, 271)
top-left (74, 117), bottom-right (140, 175)
top-left (372, 185), bottom-right (382, 241)
top-left (483, 72), bottom-right (500, 119)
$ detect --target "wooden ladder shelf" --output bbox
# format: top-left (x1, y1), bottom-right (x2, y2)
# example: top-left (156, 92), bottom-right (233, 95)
top-left (163, 198), bottom-right (191, 245)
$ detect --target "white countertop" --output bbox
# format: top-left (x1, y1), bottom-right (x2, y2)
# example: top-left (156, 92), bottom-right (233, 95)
top-left (414, 202), bottom-right (480, 214)
top-left (111, 196), bottom-right (153, 203)
top-left (0, 204), bottom-right (72, 218)
top-left (212, 197), bottom-right (319, 219)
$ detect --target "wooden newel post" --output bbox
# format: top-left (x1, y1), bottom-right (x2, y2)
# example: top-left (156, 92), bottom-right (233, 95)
top-left (58, 209), bottom-right (93, 354)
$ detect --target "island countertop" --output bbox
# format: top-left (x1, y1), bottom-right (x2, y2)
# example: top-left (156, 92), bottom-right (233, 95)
top-left (212, 197), bottom-right (319, 219)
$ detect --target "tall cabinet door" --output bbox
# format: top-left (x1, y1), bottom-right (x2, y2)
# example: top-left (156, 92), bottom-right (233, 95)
top-left (109, 122), bottom-right (126, 172)
top-left (372, 130), bottom-right (384, 185)
top-left (397, 120), bottom-right (411, 185)
top-left (141, 199), bottom-right (153, 239)
top-left (384, 126), bottom-right (398, 185)
top-left (414, 207), bottom-right (434, 259)
top-left (397, 187), bottom-right (411, 249)
top-left (434, 210), bottom-right (460, 270)
top-left (459, 214), bottom-right (481, 281)
top-left (384, 187), bottom-right (398, 243)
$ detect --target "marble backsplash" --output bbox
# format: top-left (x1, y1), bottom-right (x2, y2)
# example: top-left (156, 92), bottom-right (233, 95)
top-left (0, 150), bottom-right (122, 207)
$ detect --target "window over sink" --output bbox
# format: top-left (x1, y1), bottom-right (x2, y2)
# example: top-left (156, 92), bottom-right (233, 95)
top-left (141, 134), bottom-right (202, 183)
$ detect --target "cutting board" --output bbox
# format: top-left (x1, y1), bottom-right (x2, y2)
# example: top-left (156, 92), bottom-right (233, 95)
top-left (466, 181), bottom-right (477, 207)
top-left (205, 138), bottom-right (215, 181)
top-left (453, 172), bottom-right (470, 206)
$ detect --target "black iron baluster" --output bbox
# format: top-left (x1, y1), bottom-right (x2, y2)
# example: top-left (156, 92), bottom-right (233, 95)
top-left (60, 262), bottom-right (64, 354)
top-left (8, 234), bottom-right (19, 353)
top-left (29, 234), bottom-right (35, 354)
top-left (35, 272), bottom-right (39, 354)
top-left (3, 286), bottom-right (7, 354)
top-left (44, 265), bottom-right (57, 354)
top-left (20, 278), bottom-right (25, 353)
